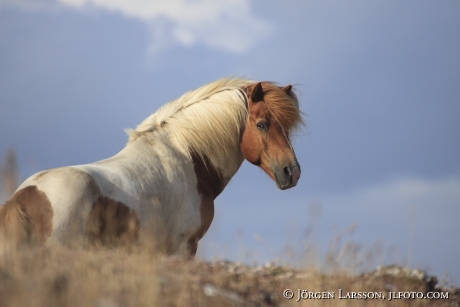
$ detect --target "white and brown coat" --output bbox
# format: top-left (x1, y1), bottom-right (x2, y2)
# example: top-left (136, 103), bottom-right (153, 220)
top-left (0, 78), bottom-right (303, 257)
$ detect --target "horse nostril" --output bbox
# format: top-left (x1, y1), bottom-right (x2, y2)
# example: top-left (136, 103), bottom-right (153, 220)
top-left (283, 166), bottom-right (291, 177)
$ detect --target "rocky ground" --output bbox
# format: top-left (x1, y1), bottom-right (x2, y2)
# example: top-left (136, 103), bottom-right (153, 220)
top-left (156, 259), bottom-right (459, 306)
top-left (0, 246), bottom-right (458, 307)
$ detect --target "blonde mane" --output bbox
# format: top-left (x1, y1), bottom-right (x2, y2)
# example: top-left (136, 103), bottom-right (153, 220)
top-left (127, 78), bottom-right (253, 171)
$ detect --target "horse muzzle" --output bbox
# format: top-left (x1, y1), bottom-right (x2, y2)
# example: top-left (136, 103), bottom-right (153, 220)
top-left (274, 163), bottom-right (301, 190)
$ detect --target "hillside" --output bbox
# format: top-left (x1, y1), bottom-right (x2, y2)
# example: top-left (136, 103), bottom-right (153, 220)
top-left (0, 246), bottom-right (458, 307)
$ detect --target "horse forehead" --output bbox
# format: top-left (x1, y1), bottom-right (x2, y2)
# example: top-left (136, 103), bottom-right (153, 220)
top-left (248, 100), bottom-right (269, 118)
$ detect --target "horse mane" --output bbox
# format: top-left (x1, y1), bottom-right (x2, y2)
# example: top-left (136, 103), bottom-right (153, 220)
top-left (126, 78), bottom-right (252, 170)
top-left (126, 77), bottom-right (303, 171)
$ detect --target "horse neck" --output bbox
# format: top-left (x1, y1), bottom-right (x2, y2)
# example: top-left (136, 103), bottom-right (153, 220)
top-left (166, 130), bottom-right (246, 189)
top-left (202, 145), bottom-right (245, 189)
top-left (113, 131), bottom-right (245, 189)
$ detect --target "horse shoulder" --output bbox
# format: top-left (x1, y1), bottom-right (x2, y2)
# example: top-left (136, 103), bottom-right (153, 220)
top-left (184, 152), bottom-right (226, 256)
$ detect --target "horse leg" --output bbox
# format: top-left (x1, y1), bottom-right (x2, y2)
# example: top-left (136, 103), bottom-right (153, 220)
top-left (187, 196), bottom-right (214, 258)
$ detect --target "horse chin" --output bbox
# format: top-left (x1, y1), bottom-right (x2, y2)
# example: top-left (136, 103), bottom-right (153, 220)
top-left (274, 176), bottom-right (296, 190)
top-left (276, 181), bottom-right (297, 190)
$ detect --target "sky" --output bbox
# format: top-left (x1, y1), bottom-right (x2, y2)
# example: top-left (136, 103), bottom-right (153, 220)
top-left (1, 0), bottom-right (459, 285)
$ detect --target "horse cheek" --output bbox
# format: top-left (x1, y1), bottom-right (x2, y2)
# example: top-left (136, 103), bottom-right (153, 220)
top-left (241, 128), bottom-right (261, 165)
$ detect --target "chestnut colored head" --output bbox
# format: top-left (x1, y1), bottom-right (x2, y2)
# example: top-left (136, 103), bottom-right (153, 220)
top-left (241, 82), bottom-right (303, 190)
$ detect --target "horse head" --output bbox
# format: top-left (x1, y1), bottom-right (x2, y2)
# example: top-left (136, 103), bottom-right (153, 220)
top-left (241, 82), bottom-right (303, 190)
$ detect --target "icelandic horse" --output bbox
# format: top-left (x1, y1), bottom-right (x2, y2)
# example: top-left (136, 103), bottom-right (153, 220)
top-left (0, 78), bottom-right (303, 257)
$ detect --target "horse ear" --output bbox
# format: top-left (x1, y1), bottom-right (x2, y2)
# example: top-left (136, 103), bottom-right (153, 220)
top-left (282, 85), bottom-right (292, 95)
top-left (251, 82), bottom-right (264, 103)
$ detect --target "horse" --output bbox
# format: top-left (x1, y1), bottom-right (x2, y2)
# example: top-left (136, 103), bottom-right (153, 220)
top-left (0, 77), bottom-right (304, 257)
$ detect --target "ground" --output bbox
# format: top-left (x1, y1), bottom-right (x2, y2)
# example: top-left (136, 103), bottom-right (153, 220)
top-left (0, 246), bottom-right (458, 307)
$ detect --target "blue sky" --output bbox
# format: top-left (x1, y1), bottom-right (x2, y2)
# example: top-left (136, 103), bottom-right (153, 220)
top-left (1, 0), bottom-right (459, 284)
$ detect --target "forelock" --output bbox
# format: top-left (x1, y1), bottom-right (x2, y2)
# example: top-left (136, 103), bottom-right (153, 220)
top-left (248, 82), bottom-right (304, 133)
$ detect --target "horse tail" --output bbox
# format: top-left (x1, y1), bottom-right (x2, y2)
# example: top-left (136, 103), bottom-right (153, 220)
top-left (0, 198), bottom-right (29, 249)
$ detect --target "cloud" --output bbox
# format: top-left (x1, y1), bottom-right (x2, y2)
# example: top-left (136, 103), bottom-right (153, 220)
top-left (1, 0), bottom-right (273, 54)
top-left (321, 176), bottom-right (460, 245)
top-left (334, 176), bottom-right (460, 212)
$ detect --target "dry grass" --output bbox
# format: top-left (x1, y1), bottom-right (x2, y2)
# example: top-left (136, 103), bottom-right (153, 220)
top-left (0, 245), bottom-right (458, 307)
top-left (0, 149), bottom-right (18, 202)
top-left (0, 150), bottom-right (458, 306)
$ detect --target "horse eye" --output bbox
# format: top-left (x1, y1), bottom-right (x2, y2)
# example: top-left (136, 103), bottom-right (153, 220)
top-left (256, 122), bottom-right (267, 131)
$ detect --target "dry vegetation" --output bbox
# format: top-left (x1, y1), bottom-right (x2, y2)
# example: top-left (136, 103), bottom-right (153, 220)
top-left (0, 150), bottom-right (18, 203)
top-left (0, 151), bottom-right (458, 307)
top-left (0, 245), bottom-right (458, 307)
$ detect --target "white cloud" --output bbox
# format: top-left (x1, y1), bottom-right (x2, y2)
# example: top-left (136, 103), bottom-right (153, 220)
top-left (1, 0), bottom-right (273, 54)
top-left (322, 176), bottom-right (460, 239)
top-left (338, 176), bottom-right (460, 210)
